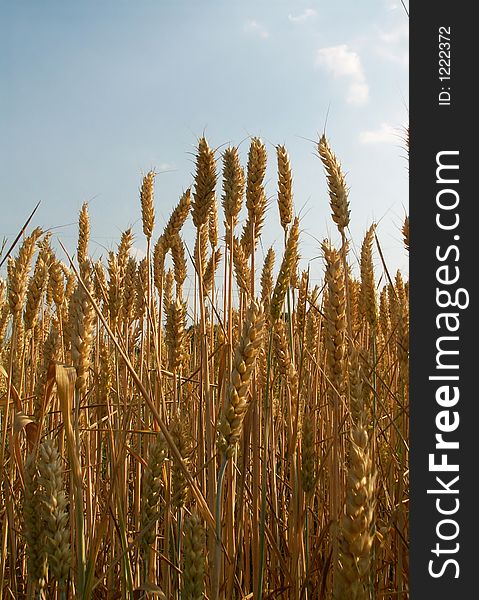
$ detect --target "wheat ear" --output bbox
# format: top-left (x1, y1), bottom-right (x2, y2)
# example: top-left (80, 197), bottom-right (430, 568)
top-left (49, 259), bottom-right (65, 310)
top-left (192, 137), bottom-right (216, 229)
top-left (23, 454), bottom-right (47, 592)
top-left (322, 240), bottom-right (347, 394)
top-left (7, 227), bottom-right (43, 318)
top-left (318, 134), bottom-right (350, 232)
top-left (24, 254), bottom-right (48, 331)
top-left (334, 350), bottom-right (376, 600)
top-left (70, 269), bottom-right (95, 393)
top-left (276, 144), bottom-right (293, 231)
top-left (300, 410), bottom-right (316, 496)
top-left (241, 137), bottom-right (267, 255)
top-left (162, 188), bottom-right (191, 248)
top-left (77, 202), bottom-right (90, 267)
top-left (222, 146), bottom-right (244, 236)
top-left (270, 217), bottom-right (299, 322)
top-left (170, 417), bottom-right (193, 508)
top-left (232, 236), bottom-right (251, 296)
top-left (359, 224), bottom-right (378, 331)
top-left (141, 434), bottom-right (167, 549)
top-left (117, 227), bottom-right (133, 277)
top-left (140, 170), bottom-right (156, 240)
top-left (217, 300), bottom-right (265, 457)
top-left (181, 510), bottom-right (206, 600)
top-left (260, 247), bottom-right (275, 314)
top-left (170, 234), bottom-right (188, 296)
top-left (38, 439), bottom-right (71, 589)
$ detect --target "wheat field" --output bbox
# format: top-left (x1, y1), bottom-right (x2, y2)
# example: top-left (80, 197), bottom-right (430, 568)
top-left (0, 135), bottom-right (409, 599)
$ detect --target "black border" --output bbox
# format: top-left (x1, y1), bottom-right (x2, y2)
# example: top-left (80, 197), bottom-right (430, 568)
top-left (410, 3), bottom-right (474, 596)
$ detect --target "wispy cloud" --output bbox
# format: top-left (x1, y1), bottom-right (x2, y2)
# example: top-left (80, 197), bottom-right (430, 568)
top-left (380, 22), bottom-right (408, 44)
top-left (157, 162), bottom-right (176, 172)
top-left (243, 20), bottom-right (270, 40)
top-left (315, 45), bottom-right (369, 105)
top-left (376, 22), bottom-right (408, 67)
top-left (288, 8), bottom-right (317, 23)
top-left (359, 122), bottom-right (398, 144)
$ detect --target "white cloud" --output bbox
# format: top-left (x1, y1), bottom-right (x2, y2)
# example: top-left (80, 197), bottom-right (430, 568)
top-left (348, 81), bottom-right (370, 105)
top-left (288, 8), bottom-right (317, 23)
top-left (315, 45), bottom-right (369, 105)
top-left (359, 123), bottom-right (398, 144)
top-left (316, 45), bottom-right (363, 79)
top-left (244, 20), bottom-right (270, 40)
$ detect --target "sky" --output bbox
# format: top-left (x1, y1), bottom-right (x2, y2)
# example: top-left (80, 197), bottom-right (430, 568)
top-left (0, 0), bottom-right (409, 291)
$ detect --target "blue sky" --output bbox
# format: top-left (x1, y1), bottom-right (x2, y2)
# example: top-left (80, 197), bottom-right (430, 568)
top-left (1, 0), bottom-right (408, 288)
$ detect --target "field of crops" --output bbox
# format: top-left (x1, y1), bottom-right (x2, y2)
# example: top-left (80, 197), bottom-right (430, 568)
top-left (0, 135), bottom-right (409, 599)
